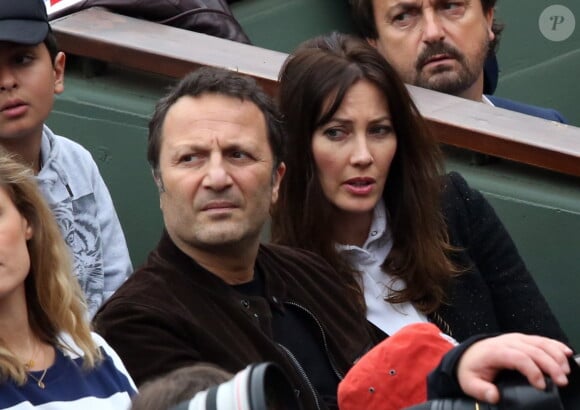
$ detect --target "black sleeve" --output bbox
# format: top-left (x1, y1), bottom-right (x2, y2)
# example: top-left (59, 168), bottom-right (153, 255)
top-left (443, 172), bottom-right (568, 343)
top-left (426, 334), bottom-right (491, 399)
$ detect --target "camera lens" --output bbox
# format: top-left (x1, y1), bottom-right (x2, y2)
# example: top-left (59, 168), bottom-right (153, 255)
top-left (248, 362), bottom-right (300, 410)
top-left (169, 362), bottom-right (301, 410)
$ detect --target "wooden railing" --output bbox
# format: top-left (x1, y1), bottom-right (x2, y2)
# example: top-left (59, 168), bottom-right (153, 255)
top-left (51, 7), bottom-right (580, 177)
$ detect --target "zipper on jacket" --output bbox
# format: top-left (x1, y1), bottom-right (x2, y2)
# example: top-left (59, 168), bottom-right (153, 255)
top-left (284, 301), bottom-right (344, 381)
top-left (277, 343), bottom-right (322, 410)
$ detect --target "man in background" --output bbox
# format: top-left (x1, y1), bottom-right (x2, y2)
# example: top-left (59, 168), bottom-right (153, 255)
top-left (349, 0), bottom-right (567, 122)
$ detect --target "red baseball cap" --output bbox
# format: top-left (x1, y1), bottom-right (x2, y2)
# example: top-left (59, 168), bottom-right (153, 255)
top-left (338, 323), bottom-right (457, 410)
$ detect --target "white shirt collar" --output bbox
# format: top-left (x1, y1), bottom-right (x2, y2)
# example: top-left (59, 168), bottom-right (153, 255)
top-left (335, 199), bottom-right (428, 335)
top-left (336, 199), bottom-right (389, 254)
top-left (482, 94), bottom-right (495, 106)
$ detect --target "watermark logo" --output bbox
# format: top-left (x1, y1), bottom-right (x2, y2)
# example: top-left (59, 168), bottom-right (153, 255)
top-left (539, 5), bottom-right (575, 42)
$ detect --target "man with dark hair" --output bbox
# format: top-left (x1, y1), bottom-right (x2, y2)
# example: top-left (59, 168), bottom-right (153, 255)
top-left (349, 0), bottom-right (566, 121)
top-left (95, 66), bottom-right (382, 409)
top-left (95, 66), bottom-right (574, 410)
top-left (0, 0), bottom-right (132, 317)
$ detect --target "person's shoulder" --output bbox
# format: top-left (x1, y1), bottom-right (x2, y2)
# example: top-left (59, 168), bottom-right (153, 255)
top-left (441, 171), bottom-right (470, 199)
top-left (440, 172), bottom-right (500, 244)
top-left (100, 266), bottom-right (170, 310)
top-left (259, 243), bottom-right (340, 277)
top-left (260, 243), bottom-right (330, 265)
top-left (57, 332), bottom-right (85, 359)
top-left (90, 331), bottom-right (109, 349)
top-left (486, 95), bottom-right (567, 123)
top-left (89, 332), bottom-right (138, 394)
top-left (47, 129), bottom-right (100, 172)
top-left (440, 172), bottom-right (481, 226)
top-left (49, 130), bottom-right (94, 158)
top-left (90, 332), bottom-right (132, 370)
top-left (94, 266), bottom-right (178, 337)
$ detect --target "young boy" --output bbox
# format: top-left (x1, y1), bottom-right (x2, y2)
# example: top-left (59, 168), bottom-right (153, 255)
top-left (0, 0), bottom-right (132, 316)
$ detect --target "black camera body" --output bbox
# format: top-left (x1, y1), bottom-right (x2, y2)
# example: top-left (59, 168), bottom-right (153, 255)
top-left (404, 380), bottom-right (563, 410)
top-left (407, 355), bottom-right (580, 410)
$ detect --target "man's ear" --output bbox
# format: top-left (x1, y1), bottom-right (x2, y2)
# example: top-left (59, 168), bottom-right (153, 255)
top-left (367, 37), bottom-right (378, 49)
top-left (53, 51), bottom-right (66, 95)
top-left (152, 169), bottom-right (165, 210)
top-left (485, 7), bottom-right (495, 42)
top-left (271, 162), bottom-right (286, 205)
top-left (152, 169), bottom-right (165, 193)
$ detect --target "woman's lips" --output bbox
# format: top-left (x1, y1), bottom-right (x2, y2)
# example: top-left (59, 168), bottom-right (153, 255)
top-left (343, 177), bottom-right (375, 195)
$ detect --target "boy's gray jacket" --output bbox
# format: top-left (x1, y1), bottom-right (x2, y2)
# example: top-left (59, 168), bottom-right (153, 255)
top-left (37, 125), bottom-right (132, 317)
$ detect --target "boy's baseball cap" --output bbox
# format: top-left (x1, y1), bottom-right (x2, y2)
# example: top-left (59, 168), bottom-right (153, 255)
top-left (338, 323), bottom-right (457, 410)
top-left (0, 0), bottom-right (50, 45)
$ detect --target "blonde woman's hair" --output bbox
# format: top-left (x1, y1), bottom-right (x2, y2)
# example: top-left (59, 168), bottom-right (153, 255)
top-left (0, 152), bottom-right (100, 384)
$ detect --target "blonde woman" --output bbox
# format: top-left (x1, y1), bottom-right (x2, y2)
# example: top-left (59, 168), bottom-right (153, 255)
top-left (0, 153), bottom-right (136, 409)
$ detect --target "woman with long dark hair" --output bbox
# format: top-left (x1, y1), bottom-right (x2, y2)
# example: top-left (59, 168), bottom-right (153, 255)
top-left (272, 32), bottom-right (567, 343)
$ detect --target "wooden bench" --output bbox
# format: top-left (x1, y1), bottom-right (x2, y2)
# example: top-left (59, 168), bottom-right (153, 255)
top-left (51, 7), bottom-right (580, 177)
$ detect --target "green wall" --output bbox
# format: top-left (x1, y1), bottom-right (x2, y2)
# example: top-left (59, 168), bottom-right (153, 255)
top-left (231, 0), bottom-right (355, 53)
top-left (494, 1), bottom-right (580, 126)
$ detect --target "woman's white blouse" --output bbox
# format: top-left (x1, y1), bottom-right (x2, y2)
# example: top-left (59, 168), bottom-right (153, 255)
top-left (337, 199), bottom-right (428, 336)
